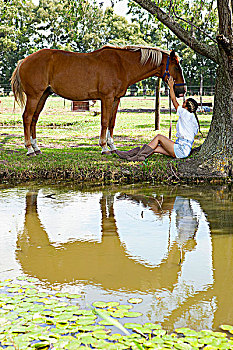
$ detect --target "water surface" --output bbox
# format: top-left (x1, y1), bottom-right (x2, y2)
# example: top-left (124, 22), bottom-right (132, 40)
top-left (0, 183), bottom-right (232, 332)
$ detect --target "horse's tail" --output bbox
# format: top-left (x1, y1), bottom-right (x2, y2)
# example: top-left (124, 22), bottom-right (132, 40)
top-left (11, 59), bottom-right (26, 108)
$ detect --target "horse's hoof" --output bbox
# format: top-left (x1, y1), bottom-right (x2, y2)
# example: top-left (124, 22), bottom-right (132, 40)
top-left (27, 152), bottom-right (36, 157)
top-left (35, 150), bottom-right (42, 155)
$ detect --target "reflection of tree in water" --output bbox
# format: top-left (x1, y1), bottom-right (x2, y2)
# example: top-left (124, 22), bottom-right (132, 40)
top-left (16, 190), bottom-right (201, 291)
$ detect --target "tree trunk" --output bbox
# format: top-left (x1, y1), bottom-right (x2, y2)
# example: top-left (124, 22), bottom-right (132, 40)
top-left (178, 60), bottom-right (233, 179)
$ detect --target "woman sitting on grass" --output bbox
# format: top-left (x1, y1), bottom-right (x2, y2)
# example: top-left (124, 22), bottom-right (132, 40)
top-left (116, 76), bottom-right (200, 162)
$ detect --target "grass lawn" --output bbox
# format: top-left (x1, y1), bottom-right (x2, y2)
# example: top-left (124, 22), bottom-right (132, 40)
top-left (0, 95), bottom-right (212, 184)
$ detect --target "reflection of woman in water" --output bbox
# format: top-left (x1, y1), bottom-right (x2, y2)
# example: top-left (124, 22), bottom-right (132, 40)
top-left (117, 192), bottom-right (200, 265)
top-left (173, 196), bottom-right (199, 263)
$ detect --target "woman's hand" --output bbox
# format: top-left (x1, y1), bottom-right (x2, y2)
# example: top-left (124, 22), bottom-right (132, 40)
top-left (167, 76), bottom-right (175, 89)
top-left (167, 76), bottom-right (179, 111)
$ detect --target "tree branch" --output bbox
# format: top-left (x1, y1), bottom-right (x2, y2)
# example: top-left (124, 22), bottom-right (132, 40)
top-left (133, 0), bottom-right (219, 63)
top-left (171, 7), bottom-right (218, 44)
top-left (216, 34), bottom-right (233, 56)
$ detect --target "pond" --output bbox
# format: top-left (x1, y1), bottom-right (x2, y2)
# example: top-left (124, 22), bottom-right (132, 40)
top-left (0, 182), bottom-right (232, 333)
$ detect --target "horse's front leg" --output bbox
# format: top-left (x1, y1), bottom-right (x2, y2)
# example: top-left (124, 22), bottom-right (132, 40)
top-left (30, 89), bottom-right (51, 155)
top-left (107, 98), bottom-right (120, 153)
top-left (99, 97), bottom-right (114, 154)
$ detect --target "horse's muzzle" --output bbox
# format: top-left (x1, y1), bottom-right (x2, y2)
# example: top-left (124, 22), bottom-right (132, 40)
top-left (175, 86), bottom-right (186, 98)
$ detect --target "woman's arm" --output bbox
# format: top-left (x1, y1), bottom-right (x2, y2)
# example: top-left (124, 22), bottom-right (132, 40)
top-left (167, 76), bottom-right (179, 111)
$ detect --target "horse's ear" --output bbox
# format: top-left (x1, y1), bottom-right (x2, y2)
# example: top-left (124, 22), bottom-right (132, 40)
top-left (170, 50), bottom-right (176, 59)
top-left (170, 49), bottom-right (179, 63)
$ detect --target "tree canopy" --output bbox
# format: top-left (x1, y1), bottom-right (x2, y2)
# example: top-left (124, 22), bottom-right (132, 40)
top-left (0, 0), bottom-right (218, 91)
top-left (128, 0), bottom-right (217, 87)
top-left (0, 0), bottom-right (148, 89)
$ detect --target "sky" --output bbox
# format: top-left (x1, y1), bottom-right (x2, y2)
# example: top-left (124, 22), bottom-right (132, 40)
top-left (32, 0), bottom-right (130, 18)
top-left (97, 0), bottom-right (129, 17)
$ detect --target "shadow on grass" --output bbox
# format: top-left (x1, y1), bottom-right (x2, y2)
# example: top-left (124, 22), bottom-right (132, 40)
top-left (134, 124), bottom-right (155, 129)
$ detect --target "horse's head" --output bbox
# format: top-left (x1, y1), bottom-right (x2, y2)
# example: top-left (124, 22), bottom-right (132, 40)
top-left (163, 50), bottom-right (186, 98)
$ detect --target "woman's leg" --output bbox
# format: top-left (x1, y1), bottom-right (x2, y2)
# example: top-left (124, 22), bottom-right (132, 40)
top-left (153, 145), bottom-right (172, 156)
top-left (148, 134), bottom-right (176, 158)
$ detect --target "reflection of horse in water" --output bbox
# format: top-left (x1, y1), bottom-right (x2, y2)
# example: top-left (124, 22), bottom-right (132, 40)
top-left (16, 190), bottom-right (198, 292)
top-left (14, 187), bottom-right (233, 330)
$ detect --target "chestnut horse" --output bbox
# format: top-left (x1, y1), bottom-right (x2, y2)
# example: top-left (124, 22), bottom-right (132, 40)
top-left (11, 45), bottom-right (186, 156)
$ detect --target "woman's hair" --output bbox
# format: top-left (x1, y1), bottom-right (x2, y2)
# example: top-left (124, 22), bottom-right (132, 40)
top-left (186, 98), bottom-right (198, 113)
top-left (186, 98), bottom-right (202, 135)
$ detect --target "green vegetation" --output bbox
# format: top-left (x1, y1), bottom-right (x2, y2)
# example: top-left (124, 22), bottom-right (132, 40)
top-left (0, 0), bottom-right (216, 93)
top-left (0, 277), bottom-right (233, 349)
top-left (0, 0), bottom-right (148, 91)
top-left (128, 0), bottom-right (217, 88)
top-left (0, 96), bottom-right (213, 184)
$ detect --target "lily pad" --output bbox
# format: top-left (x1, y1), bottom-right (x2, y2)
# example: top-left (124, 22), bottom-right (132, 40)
top-left (65, 294), bottom-right (81, 299)
top-left (117, 305), bottom-right (133, 310)
top-left (144, 323), bottom-right (162, 330)
top-left (124, 311), bottom-right (142, 318)
top-left (124, 323), bottom-right (143, 329)
top-left (220, 325), bottom-right (233, 334)
top-left (128, 298), bottom-right (143, 304)
top-left (92, 301), bottom-right (108, 308)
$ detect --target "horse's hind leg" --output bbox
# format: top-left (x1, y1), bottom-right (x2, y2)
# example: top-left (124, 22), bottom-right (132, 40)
top-left (107, 98), bottom-right (120, 153)
top-left (30, 88), bottom-right (52, 154)
top-left (23, 95), bottom-right (43, 156)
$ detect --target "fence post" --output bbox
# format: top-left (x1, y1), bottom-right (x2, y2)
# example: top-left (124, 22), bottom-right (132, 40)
top-left (155, 77), bottom-right (161, 130)
top-left (200, 73), bottom-right (203, 110)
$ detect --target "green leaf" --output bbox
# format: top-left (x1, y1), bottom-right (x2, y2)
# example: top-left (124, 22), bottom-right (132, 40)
top-left (117, 305), bottom-right (133, 310)
top-left (124, 323), bottom-right (143, 329)
top-left (128, 298), bottom-right (143, 304)
top-left (153, 329), bottom-right (166, 337)
top-left (65, 294), bottom-right (81, 299)
top-left (31, 341), bottom-right (50, 349)
top-left (174, 342), bottom-right (192, 350)
top-left (92, 301), bottom-right (108, 308)
top-left (92, 330), bottom-right (109, 339)
top-left (144, 323), bottom-right (162, 330)
top-left (220, 325), bottom-right (233, 334)
top-left (124, 311), bottom-right (142, 318)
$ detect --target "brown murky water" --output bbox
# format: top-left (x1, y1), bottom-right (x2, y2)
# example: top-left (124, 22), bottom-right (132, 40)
top-left (0, 183), bottom-right (232, 332)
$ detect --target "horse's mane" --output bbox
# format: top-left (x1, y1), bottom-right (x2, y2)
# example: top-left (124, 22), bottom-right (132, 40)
top-left (125, 45), bottom-right (168, 66)
top-left (101, 45), bottom-right (169, 67)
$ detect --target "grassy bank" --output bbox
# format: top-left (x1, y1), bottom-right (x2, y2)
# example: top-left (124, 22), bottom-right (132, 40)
top-left (0, 96), bottom-right (213, 185)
